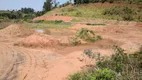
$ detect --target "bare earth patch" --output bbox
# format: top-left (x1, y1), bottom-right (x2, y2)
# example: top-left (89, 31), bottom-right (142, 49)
top-left (33, 16), bottom-right (73, 22)
top-left (0, 24), bottom-right (33, 37)
top-left (17, 33), bottom-right (59, 48)
top-left (0, 22), bottom-right (142, 80)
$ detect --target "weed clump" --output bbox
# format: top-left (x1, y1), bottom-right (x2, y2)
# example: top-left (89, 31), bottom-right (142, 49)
top-left (34, 20), bottom-right (63, 24)
top-left (71, 28), bottom-right (102, 46)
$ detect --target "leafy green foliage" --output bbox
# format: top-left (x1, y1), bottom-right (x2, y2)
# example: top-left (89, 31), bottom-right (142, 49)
top-left (97, 46), bottom-right (142, 80)
top-left (21, 8), bottom-right (35, 14)
top-left (0, 8), bottom-right (44, 20)
top-left (34, 20), bottom-right (63, 24)
top-left (71, 28), bottom-right (102, 46)
top-left (90, 68), bottom-right (117, 80)
top-left (86, 23), bottom-right (106, 26)
top-left (71, 37), bottom-right (81, 46)
top-left (103, 6), bottom-right (142, 21)
top-left (76, 28), bottom-right (102, 42)
top-left (74, 0), bottom-right (142, 4)
top-left (69, 68), bottom-right (117, 80)
top-left (69, 46), bottom-right (142, 80)
top-left (69, 73), bottom-right (81, 80)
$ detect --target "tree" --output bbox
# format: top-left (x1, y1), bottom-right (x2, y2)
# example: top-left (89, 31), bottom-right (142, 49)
top-left (53, 0), bottom-right (60, 8)
top-left (43, 0), bottom-right (53, 12)
top-left (21, 8), bottom-right (35, 14)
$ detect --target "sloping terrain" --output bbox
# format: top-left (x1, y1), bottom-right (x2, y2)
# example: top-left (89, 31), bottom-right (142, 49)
top-left (44, 3), bottom-right (142, 22)
top-left (0, 24), bottom-right (33, 37)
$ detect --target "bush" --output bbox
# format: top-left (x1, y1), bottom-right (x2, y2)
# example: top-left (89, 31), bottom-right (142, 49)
top-left (71, 28), bottom-right (102, 45)
top-left (108, 0), bottom-right (114, 3)
top-left (69, 73), bottom-right (81, 80)
top-left (76, 28), bottom-right (102, 42)
top-left (69, 46), bottom-right (142, 80)
top-left (101, 0), bottom-right (107, 3)
top-left (90, 68), bottom-right (117, 80)
top-left (75, 11), bottom-right (82, 17)
top-left (103, 6), bottom-right (122, 15)
top-left (97, 46), bottom-right (142, 80)
top-left (121, 14), bottom-right (133, 21)
top-left (69, 68), bottom-right (117, 80)
top-left (71, 37), bottom-right (81, 46)
top-left (103, 6), bottom-right (141, 21)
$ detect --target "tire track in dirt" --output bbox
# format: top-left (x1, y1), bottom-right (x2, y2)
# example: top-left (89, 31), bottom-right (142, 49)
top-left (0, 44), bottom-right (24, 80)
top-left (0, 44), bottom-right (15, 80)
top-left (17, 49), bottom-right (37, 80)
top-left (0, 43), bottom-right (52, 80)
top-left (18, 48), bottom-right (49, 80)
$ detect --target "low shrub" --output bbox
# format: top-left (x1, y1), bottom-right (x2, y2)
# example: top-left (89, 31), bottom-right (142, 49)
top-left (71, 28), bottom-right (102, 46)
top-left (71, 37), bottom-right (81, 46)
top-left (69, 68), bottom-right (117, 80)
top-left (34, 20), bottom-right (63, 24)
top-left (86, 23), bottom-right (106, 26)
top-left (75, 11), bottom-right (82, 17)
top-left (69, 46), bottom-right (142, 80)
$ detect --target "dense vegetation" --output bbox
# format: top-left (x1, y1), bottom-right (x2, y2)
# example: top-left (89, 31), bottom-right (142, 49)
top-left (103, 6), bottom-right (142, 21)
top-left (0, 8), bottom-right (44, 20)
top-left (69, 46), bottom-right (142, 80)
top-left (43, 0), bottom-right (60, 12)
top-left (0, 0), bottom-right (59, 20)
top-left (74, 0), bottom-right (142, 4)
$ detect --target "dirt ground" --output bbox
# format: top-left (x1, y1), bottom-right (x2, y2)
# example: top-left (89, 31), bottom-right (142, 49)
top-left (33, 16), bottom-right (73, 22)
top-left (0, 20), bottom-right (142, 80)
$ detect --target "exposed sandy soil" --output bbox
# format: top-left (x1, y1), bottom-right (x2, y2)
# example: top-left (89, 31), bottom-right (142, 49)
top-left (0, 21), bottom-right (142, 80)
top-left (33, 16), bottom-right (73, 22)
top-left (0, 24), bottom-right (33, 37)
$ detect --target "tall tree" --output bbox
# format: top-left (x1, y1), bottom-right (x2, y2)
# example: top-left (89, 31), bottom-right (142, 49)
top-left (43, 0), bottom-right (53, 12)
top-left (53, 0), bottom-right (60, 8)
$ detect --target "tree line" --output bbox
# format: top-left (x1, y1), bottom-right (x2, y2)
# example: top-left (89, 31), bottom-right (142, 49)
top-left (0, 8), bottom-right (44, 19)
top-left (0, 0), bottom-right (60, 19)
top-left (74, 0), bottom-right (142, 4)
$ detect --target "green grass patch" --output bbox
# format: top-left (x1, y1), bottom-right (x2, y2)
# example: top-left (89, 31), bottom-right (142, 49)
top-left (86, 23), bottom-right (106, 26)
top-left (45, 4), bottom-right (142, 22)
top-left (103, 6), bottom-right (142, 21)
top-left (34, 20), bottom-right (63, 24)
top-left (25, 22), bottom-right (71, 29)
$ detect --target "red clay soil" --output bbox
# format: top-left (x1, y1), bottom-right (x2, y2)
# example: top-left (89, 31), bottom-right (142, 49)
top-left (18, 34), bottom-right (59, 47)
top-left (0, 23), bottom-right (142, 80)
top-left (0, 24), bottom-right (33, 37)
top-left (33, 16), bottom-right (73, 22)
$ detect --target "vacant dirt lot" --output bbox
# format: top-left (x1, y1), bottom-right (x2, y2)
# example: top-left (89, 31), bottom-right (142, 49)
top-left (0, 20), bottom-right (142, 80)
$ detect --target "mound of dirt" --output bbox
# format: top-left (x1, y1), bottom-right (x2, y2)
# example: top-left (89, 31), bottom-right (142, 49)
top-left (17, 34), bottom-right (59, 47)
top-left (0, 24), bottom-right (33, 37)
top-left (33, 16), bottom-right (73, 22)
top-left (59, 36), bottom-right (72, 46)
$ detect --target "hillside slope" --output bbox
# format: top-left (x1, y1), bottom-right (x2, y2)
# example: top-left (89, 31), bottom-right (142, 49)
top-left (45, 3), bottom-right (142, 22)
